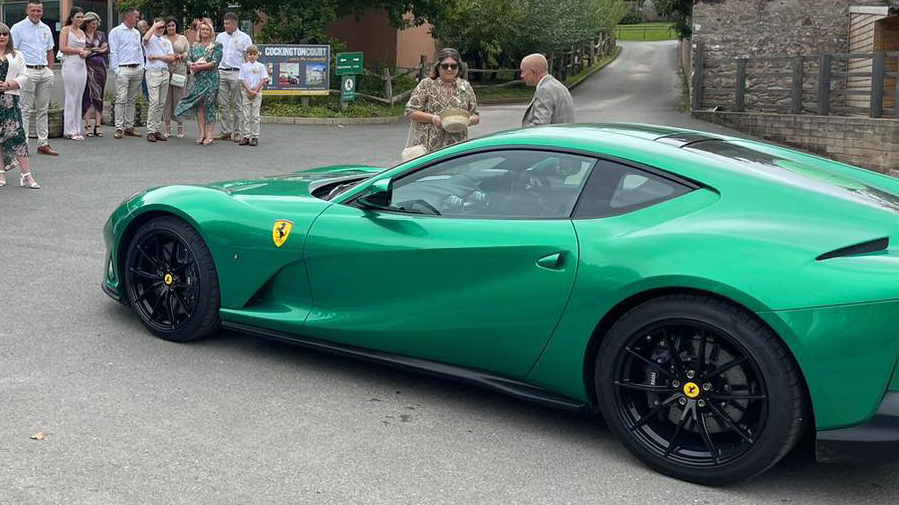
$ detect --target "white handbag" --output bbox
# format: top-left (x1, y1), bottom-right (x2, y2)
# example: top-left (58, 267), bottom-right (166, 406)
top-left (401, 122), bottom-right (427, 161)
top-left (170, 73), bottom-right (187, 87)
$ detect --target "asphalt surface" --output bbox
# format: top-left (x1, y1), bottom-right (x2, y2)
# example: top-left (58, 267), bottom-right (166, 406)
top-left (2, 41), bottom-right (896, 504)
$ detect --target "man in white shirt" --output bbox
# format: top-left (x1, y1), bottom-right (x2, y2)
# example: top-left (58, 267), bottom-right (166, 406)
top-left (215, 12), bottom-right (252, 142)
top-left (108, 7), bottom-right (145, 139)
top-left (143, 19), bottom-right (175, 142)
top-left (11, 1), bottom-right (58, 156)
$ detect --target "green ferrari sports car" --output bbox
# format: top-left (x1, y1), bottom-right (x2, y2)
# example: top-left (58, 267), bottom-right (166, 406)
top-left (102, 123), bottom-right (899, 484)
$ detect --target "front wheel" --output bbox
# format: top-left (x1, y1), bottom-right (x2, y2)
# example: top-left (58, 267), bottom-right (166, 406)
top-left (595, 295), bottom-right (806, 485)
top-left (124, 216), bottom-right (221, 342)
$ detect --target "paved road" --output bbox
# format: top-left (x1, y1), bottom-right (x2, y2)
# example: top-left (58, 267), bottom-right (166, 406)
top-left (1, 41), bottom-right (896, 504)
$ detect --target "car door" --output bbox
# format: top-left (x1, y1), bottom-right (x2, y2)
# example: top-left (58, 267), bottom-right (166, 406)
top-left (302, 149), bottom-right (597, 378)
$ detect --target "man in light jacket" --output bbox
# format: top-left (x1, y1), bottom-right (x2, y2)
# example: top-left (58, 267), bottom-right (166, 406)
top-left (520, 53), bottom-right (575, 127)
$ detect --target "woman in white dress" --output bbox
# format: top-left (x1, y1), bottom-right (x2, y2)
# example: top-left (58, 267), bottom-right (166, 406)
top-left (59, 7), bottom-right (89, 140)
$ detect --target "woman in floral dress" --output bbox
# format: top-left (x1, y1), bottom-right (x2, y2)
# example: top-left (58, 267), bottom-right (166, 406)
top-left (405, 47), bottom-right (480, 154)
top-left (0, 23), bottom-right (38, 189)
top-left (173, 21), bottom-right (222, 145)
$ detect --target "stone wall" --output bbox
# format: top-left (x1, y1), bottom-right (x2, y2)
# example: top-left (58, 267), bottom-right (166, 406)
top-left (692, 0), bottom-right (891, 110)
top-left (693, 111), bottom-right (899, 176)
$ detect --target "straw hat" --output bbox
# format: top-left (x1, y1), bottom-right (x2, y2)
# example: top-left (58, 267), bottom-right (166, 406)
top-left (439, 107), bottom-right (470, 134)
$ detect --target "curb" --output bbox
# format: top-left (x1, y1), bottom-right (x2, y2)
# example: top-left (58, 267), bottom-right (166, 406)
top-left (260, 115), bottom-right (405, 125)
top-left (567, 45), bottom-right (622, 91)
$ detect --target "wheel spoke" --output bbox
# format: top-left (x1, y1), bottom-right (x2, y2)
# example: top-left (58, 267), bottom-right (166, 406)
top-left (709, 393), bottom-right (766, 401)
top-left (129, 267), bottom-right (158, 280)
top-left (662, 327), bottom-right (686, 376)
top-left (625, 347), bottom-right (677, 380)
top-left (696, 330), bottom-right (707, 372)
top-left (704, 356), bottom-right (748, 379)
top-left (614, 381), bottom-right (675, 393)
top-left (148, 287), bottom-right (166, 322)
top-left (663, 404), bottom-right (691, 457)
top-left (173, 258), bottom-right (195, 273)
top-left (172, 290), bottom-right (192, 317)
top-left (630, 393), bottom-right (679, 431)
top-left (707, 402), bottom-right (754, 444)
top-left (134, 281), bottom-right (164, 302)
top-left (695, 409), bottom-right (720, 464)
top-left (136, 245), bottom-right (162, 271)
top-left (166, 290), bottom-right (177, 327)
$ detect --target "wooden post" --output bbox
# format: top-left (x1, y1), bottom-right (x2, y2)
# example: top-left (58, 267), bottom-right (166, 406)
top-left (383, 67), bottom-right (393, 105)
top-left (895, 55), bottom-right (899, 119)
top-left (790, 56), bottom-right (804, 114)
top-left (691, 42), bottom-right (704, 111)
top-left (871, 51), bottom-right (885, 118)
top-left (418, 54), bottom-right (428, 80)
top-left (818, 54), bottom-right (832, 115)
top-left (735, 58), bottom-right (747, 112)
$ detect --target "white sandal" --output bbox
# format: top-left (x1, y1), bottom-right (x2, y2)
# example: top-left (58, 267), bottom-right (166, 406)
top-left (20, 171), bottom-right (40, 189)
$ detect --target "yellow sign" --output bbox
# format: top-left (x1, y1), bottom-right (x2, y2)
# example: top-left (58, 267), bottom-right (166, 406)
top-left (163, 273), bottom-right (174, 286)
top-left (272, 219), bottom-right (293, 248)
top-left (683, 382), bottom-right (700, 399)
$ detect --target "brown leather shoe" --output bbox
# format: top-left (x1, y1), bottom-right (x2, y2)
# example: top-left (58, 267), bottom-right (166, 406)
top-left (155, 133), bottom-right (167, 142)
top-left (249, 138), bottom-right (258, 146)
top-left (233, 134), bottom-right (243, 143)
top-left (37, 145), bottom-right (59, 156)
top-left (239, 138), bottom-right (250, 146)
top-left (114, 129), bottom-right (123, 139)
top-left (216, 133), bottom-right (231, 141)
top-left (147, 132), bottom-right (157, 142)
top-left (124, 128), bottom-right (142, 137)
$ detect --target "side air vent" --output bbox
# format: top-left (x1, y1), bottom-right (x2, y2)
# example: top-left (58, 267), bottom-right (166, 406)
top-left (816, 237), bottom-right (889, 261)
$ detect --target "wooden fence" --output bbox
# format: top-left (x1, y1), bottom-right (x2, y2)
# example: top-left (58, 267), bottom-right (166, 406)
top-left (615, 24), bottom-right (676, 40)
top-left (354, 30), bottom-right (617, 105)
top-left (693, 41), bottom-right (899, 118)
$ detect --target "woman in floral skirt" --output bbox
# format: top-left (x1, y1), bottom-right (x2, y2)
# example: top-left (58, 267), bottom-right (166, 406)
top-left (0, 23), bottom-right (38, 189)
top-left (174, 20), bottom-right (222, 145)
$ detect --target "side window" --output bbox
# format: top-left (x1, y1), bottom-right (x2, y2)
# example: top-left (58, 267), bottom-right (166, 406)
top-left (388, 150), bottom-right (596, 219)
top-left (572, 160), bottom-right (692, 218)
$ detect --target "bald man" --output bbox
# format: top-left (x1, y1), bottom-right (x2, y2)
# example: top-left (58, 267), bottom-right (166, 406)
top-left (520, 53), bottom-right (575, 127)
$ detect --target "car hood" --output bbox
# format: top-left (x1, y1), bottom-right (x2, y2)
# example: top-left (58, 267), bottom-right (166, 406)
top-left (205, 165), bottom-right (384, 198)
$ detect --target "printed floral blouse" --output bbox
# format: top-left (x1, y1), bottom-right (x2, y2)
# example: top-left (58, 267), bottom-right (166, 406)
top-left (405, 77), bottom-right (479, 153)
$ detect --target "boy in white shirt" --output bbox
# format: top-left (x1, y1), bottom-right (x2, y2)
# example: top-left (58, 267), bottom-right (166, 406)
top-left (238, 45), bottom-right (268, 146)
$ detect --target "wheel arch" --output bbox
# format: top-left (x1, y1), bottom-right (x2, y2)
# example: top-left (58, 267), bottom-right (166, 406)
top-left (115, 207), bottom-right (206, 297)
top-left (581, 287), bottom-right (815, 428)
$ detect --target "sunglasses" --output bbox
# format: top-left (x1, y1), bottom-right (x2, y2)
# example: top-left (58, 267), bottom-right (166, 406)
top-left (440, 63), bottom-right (459, 71)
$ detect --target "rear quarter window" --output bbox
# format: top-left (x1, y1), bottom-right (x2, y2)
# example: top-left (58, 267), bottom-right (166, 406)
top-left (572, 160), bottom-right (693, 218)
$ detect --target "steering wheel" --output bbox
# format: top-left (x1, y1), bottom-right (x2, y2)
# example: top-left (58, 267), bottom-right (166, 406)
top-left (394, 198), bottom-right (442, 215)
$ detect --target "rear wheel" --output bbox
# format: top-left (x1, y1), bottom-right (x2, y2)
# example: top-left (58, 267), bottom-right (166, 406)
top-left (595, 295), bottom-right (805, 485)
top-left (124, 216), bottom-right (220, 342)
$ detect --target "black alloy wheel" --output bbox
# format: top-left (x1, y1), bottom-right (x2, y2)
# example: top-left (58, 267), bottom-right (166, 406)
top-left (595, 295), bottom-right (806, 485)
top-left (125, 216), bottom-right (220, 341)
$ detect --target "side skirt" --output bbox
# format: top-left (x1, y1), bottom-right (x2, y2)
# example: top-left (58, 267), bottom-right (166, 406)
top-left (222, 321), bottom-right (591, 413)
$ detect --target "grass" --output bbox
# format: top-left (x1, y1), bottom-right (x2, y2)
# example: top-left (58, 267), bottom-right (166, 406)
top-left (474, 45), bottom-right (622, 104)
top-left (616, 22), bottom-right (676, 41)
top-left (261, 95), bottom-right (405, 118)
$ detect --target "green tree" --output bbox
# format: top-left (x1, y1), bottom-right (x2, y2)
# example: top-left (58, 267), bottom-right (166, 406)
top-left (654, 0), bottom-right (692, 38)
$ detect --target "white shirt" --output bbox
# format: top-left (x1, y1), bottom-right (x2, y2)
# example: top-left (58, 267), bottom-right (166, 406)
top-left (108, 23), bottom-right (144, 71)
top-left (215, 29), bottom-right (252, 70)
top-left (144, 35), bottom-right (173, 70)
top-left (239, 61), bottom-right (268, 90)
top-left (10, 18), bottom-right (54, 66)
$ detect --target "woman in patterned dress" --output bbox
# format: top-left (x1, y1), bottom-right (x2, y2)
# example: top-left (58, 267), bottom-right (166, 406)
top-left (174, 21), bottom-right (222, 145)
top-left (405, 47), bottom-right (480, 154)
top-left (0, 23), bottom-right (38, 189)
top-left (81, 11), bottom-right (107, 137)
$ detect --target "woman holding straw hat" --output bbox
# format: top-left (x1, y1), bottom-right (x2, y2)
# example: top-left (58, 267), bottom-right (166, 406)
top-left (405, 48), bottom-right (479, 155)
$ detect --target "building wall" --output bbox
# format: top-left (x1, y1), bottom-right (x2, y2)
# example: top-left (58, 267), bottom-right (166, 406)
top-left (693, 110), bottom-right (899, 176)
top-left (396, 21), bottom-right (436, 68)
top-left (327, 10), bottom-right (398, 66)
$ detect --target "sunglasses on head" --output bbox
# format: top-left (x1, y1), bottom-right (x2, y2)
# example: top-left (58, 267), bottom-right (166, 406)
top-left (440, 63), bottom-right (459, 71)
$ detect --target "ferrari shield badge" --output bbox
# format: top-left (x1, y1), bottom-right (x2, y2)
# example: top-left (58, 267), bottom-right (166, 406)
top-left (272, 219), bottom-right (293, 248)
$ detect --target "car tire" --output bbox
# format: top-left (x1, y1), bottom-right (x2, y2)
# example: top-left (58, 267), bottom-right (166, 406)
top-left (124, 215), bottom-right (220, 342)
top-left (595, 294), bottom-right (806, 485)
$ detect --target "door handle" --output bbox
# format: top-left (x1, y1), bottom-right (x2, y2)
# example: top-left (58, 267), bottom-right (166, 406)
top-left (536, 252), bottom-right (564, 270)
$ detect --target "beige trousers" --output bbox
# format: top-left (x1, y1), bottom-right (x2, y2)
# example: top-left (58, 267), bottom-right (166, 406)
top-left (20, 67), bottom-right (55, 147)
top-left (114, 66), bottom-right (145, 130)
top-left (241, 90), bottom-right (262, 138)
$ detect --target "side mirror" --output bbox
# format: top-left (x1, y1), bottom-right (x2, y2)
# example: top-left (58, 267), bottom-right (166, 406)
top-left (358, 178), bottom-right (393, 210)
